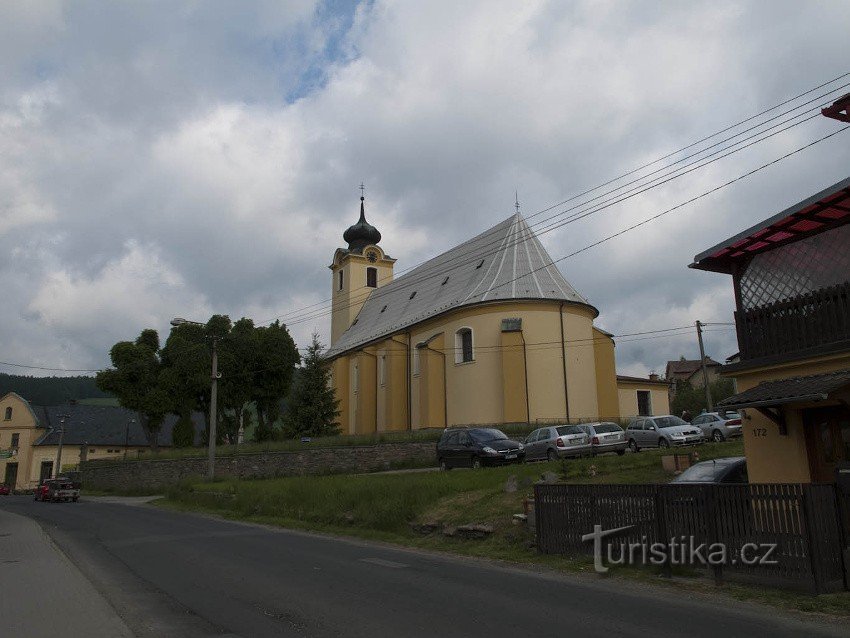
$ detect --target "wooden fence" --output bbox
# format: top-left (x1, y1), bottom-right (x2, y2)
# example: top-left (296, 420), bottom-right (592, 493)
top-left (534, 482), bottom-right (848, 593)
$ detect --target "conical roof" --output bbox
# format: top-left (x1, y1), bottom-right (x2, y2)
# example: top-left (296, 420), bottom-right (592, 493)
top-left (328, 213), bottom-right (594, 356)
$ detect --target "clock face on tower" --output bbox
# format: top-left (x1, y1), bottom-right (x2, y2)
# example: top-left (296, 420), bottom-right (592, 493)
top-left (366, 250), bottom-right (378, 263)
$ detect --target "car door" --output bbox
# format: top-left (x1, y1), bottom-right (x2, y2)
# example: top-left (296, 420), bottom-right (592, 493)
top-left (628, 419), bottom-right (644, 445)
top-left (442, 431), bottom-right (459, 467)
top-left (524, 429), bottom-right (538, 460)
top-left (537, 428), bottom-right (554, 457)
top-left (457, 431), bottom-right (474, 466)
top-left (692, 414), bottom-right (707, 437)
top-left (640, 418), bottom-right (656, 446)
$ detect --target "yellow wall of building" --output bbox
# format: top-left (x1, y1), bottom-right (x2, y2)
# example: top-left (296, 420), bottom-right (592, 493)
top-left (593, 329), bottom-right (620, 419)
top-left (330, 245), bottom-right (394, 344)
top-left (331, 357), bottom-right (351, 435)
top-left (617, 382), bottom-right (671, 419)
top-left (333, 300), bottom-right (615, 431)
top-left (726, 351), bottom-right (850, 484)
top-left (0, 393), bottom-right (43, 490)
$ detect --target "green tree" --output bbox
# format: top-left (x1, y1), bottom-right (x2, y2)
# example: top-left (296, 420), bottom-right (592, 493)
top-left (96, 329), bottom-right (172, 451)
top-left (671, 377), bottom-right (737, 417)
top-left (251, 320), bottom-right (300, 441)
top-left (282, 333), bottom-right (340, 438)
top-left (171, 414), bottom-right (195, 448)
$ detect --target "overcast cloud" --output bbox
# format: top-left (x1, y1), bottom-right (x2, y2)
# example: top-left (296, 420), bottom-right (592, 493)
top-left (1, 0), bottom-right (848, 378)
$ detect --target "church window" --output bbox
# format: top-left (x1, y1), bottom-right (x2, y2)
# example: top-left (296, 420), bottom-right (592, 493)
top-left (367, 267), bottom-right (377, 288)
top-left (353, 364), bottom-right (359, 394)
top-left (379, 355), bottom-right (387, 386)
top-left (476, 259), bottom-right (484, 269)
top-left (412, 348), bottom-right (420, 376)
top-left (409, 291), bottom-right (417, 300)
top-left (455, 328), bottom-right (474, 364)
top-left (442, 276), bottom-right (449, 285)
top-left (380, 305), bottom-right (387, 313)
top-left (339, 270), bottom-right (344, 291)
top-left (4, 406), bottom-right (11, 420)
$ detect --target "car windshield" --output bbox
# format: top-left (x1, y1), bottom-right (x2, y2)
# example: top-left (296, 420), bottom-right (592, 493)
top-left (469, 428), bottom-right (509, 442)
top-left (555, 425), bottom-right (582, 435)
top-left (593, 423), bottom-right (621, 433)
top-left (675, 460), bottom-right (736, 482)
top-left (656, 416), bottom-right (688, 428)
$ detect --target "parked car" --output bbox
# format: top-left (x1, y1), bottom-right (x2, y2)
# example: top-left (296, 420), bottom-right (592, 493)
top-left (34, 478), bottom-right (80, 502)
top-left (576, 422), bottom-right (627, 456)
top-left (436, 427), bottom-right (525, 470)
top-left (691, 411), bottom-right (743, 442)
top-left (671, 457), bottom-right (748, 484)
top-left (625, 415), bottom-right (703, 451)
top-left (0, 483), bottom-right (10, 495)
top-left (524, 425), bottom-right (591, 461)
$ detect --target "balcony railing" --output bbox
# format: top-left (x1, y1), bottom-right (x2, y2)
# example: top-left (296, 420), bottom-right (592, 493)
top-left (735, 281), bottom-right (850, 361)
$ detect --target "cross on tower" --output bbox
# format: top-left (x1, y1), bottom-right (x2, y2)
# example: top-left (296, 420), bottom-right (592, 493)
top-left (359, 182), bottom-right (366, 199)
top-left (515, 191), bottom-right (520, 214)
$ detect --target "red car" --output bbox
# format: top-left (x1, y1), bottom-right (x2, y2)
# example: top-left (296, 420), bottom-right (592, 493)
top-left (0, 484), bottom-right (10, 495)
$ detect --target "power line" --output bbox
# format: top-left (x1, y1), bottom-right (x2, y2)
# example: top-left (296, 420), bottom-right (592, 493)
top-left (259, 76), bottom-right (850, 326)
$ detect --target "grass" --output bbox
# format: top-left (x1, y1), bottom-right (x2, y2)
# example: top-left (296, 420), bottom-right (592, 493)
top-left (160, 439), bottom-right (850, 618)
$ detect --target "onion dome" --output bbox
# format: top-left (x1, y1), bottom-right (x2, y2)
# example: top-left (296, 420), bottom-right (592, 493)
top-left (343, 196), bottom-right (382, 251)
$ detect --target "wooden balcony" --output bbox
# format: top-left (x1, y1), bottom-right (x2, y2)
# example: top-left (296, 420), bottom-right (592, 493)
top-left (735, 281), bottom-right (850, 361)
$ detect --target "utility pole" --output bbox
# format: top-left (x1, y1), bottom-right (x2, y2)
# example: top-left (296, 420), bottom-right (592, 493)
top-left (54, 414), bottom-right (71, 478)
top-left (695, 321), bottom-right (713, 412)
top-left (208, 336), bottom-right (220, 481)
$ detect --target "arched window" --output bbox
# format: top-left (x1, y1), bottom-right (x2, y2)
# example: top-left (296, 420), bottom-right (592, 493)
top-left (339, 270), bottom-right (345, 291)
top-left (353, 363), bottom-right (359, 393)
top-left (366, 267), bottom-right (377, 288)
top-left (455, 328), bottom-right (474, 364)
top-left (4, 406), bottom-right (11, 420)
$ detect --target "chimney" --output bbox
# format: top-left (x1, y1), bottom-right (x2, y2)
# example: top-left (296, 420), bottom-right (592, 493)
top-left (649, 373), bottom-right (660, 382)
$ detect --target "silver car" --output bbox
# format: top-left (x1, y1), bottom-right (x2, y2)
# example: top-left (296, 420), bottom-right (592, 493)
top-left (625, 415), bottom-right (703, 451)
top-left (576, 422), bottom-right (627, 456)
top-left (691, 411), bottom-right (743, 442)
top-left (524, 425), bottom-right (591, 461)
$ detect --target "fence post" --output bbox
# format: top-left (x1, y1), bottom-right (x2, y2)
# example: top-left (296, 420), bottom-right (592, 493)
top-left (654, 486), bottom-right (672, 578)
top-left (801, 484), bottom-right (822, 594)
top-left (707, 486), bottom-right (723, 586)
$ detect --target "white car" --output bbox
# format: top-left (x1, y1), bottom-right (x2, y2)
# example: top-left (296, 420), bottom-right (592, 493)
top-left (692, 411), bottom-right (743, 442)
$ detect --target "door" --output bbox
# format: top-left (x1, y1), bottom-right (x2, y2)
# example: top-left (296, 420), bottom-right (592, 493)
top-left (442, 431), bottom-right (459, 467)
top-left (640, 418), bottom-right (657, 446)
top-left (40, 460), bottom-right (53, 483)
top-left (457, 431), bottom-right (474, 467)
top-left (804, 405), bottom-right (850, 483)
top-left (3, 462), bottom-right (18, 489)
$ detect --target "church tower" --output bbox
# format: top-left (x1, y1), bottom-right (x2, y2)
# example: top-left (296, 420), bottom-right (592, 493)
top-left (330, 192), bottom-right (395, 345)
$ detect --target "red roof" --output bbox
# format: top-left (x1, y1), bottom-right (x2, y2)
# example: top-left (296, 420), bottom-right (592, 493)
top-left (691, 176), bottom-right (850, 274)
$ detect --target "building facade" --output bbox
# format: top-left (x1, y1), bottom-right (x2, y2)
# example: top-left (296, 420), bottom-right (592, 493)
top-left (326, 196), bottom-right (668, 433)
top-left (691, 176), bottom-right (850, 483)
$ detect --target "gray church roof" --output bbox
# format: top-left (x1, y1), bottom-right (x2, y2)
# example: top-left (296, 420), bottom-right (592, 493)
top-left (327, 213), bottom-right (593, 357)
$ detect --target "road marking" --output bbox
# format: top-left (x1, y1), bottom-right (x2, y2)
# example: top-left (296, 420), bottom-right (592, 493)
top-left (359, 557), bottom-right (408, 569)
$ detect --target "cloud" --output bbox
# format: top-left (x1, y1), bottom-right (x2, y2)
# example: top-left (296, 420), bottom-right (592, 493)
top-left (0, 0), bottom-right (848, 377)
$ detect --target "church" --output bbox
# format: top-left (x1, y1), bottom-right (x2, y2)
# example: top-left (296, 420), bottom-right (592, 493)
top-left (326, 195), bottom-right (669, 434)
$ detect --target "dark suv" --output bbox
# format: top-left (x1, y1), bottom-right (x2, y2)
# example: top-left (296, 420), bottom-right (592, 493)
top-left (436, 427), bottom-right (525, 470)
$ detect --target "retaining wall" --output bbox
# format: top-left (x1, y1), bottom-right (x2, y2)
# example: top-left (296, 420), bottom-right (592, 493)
top-left (81, 441), bottom-right (437, 491)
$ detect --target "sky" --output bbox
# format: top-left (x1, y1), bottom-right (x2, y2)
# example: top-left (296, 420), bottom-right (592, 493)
top-left (1, 0), bottom-right (849, 379)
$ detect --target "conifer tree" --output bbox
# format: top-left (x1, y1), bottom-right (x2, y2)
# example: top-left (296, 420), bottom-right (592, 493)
top-left (283, 333), bottom-right (340, 438)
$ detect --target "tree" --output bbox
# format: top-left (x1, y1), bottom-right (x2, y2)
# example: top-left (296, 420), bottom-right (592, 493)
top-left (96, 329), bottom-right (172, 451)
top-left (172, 414), bottom-right (195, 448)
top-left (671, 377), bottom-right (736, 417)
top-left (251, 320), bottom-right (300, 441)
top-left (282, 332), bottom-right (340, 438)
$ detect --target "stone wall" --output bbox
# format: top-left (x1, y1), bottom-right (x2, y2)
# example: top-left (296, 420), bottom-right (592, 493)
top-left (81, 441), bottom-right (437, 492)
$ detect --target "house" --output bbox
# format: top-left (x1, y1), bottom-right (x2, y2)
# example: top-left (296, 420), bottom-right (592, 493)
top-left (0, 392), bottom-right (204, 490)
top-left (616, 375), bottom-right (672, 418)
top-left (690, 175), bottom-right (850, 483)
top-left (325, 194), bottom-right (668, 433)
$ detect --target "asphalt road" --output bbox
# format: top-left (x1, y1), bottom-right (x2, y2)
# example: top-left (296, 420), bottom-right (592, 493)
top-left (1, 496), bottom-right (846, 638)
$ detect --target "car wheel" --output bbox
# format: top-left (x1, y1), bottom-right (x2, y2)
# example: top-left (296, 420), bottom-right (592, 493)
top-left (658, 438), bottom-right (670, 449)
top-left (628, 439), bottom-right (640, 453)
top-left (712, 430), bottom-right (725, 443)
top-left (439, 458), bottom-right (450, 471)
top-left (472, 457), bottom-right (482, 469)
top-left (547, 449), bottom-right (558, 462)
top-left (616, 449), bottom-right (626, 456)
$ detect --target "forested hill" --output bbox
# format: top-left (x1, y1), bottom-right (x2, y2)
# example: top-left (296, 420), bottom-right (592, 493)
top-left (0, 373), bottom-right (113, 406)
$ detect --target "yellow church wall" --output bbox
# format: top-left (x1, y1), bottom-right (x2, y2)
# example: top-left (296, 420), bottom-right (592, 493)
top-left (331, 357), bottom-right (351, 435)
top-left (375, 336), bottom-right (409, 432)
top-left (593, 329), bottom-right (620, 419)
top-left (560, 306), bottom-right (599, 420)
top-left (500, 330), bottom-right (528, 423)
top-left (417, 333), bottom-right (447, 428)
